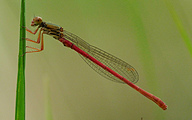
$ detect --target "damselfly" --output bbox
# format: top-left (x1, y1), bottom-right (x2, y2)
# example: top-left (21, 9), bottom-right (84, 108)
top-left (24, 16), bottom-right (167, 110)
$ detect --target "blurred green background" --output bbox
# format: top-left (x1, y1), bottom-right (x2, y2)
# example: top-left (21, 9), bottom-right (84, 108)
top-left (1, 0), bottom-right (192, 120)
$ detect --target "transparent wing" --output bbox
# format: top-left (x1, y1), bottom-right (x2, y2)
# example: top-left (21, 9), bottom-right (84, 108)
top-left (63, 30), bottom-right (139, 84)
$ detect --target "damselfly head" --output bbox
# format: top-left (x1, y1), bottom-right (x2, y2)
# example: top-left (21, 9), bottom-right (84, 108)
top-left (31, 16), bottom-right (43, 26)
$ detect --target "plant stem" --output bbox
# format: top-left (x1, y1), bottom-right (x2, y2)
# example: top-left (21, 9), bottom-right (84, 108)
top-left (15, 0), bottom-right (26, 119)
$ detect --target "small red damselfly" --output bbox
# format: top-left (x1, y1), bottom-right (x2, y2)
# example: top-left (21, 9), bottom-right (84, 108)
top-left (24, 16), bottom-right (167, 110)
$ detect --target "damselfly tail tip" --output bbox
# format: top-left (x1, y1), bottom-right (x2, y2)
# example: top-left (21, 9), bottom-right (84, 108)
top-left (163, 105), bottom-right (168, 110)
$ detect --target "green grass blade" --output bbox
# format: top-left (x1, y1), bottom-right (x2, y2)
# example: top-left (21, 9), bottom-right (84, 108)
top-left (15, 0), bottom-right (26, 119)
top-left (43, 76), bottom-right (53, 120)
top-left (164, 0), bottom-right (192, 57)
